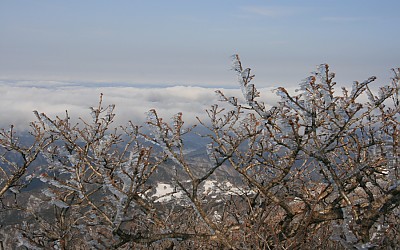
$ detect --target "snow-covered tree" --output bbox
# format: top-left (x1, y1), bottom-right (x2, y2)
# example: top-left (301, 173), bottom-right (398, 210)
top-left (212, 55), bottom-right (400, 249)
top-left (0, 57), bottom-right (399, 249)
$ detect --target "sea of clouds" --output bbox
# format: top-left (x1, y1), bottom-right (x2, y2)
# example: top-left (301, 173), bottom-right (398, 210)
top-left (0, 80), bottom-right (281, 131)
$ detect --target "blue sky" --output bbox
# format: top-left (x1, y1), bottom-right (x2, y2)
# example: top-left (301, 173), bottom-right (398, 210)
top-left (1, 0), bottom-right (399, 87)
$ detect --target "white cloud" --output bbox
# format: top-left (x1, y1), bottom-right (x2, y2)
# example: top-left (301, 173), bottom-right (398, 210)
top-left (0, 81), bottom-right (279, 131)
top-left (241, 6), bottom-right (307, 18)
top-left (321, 16), bottom-right (370, 22)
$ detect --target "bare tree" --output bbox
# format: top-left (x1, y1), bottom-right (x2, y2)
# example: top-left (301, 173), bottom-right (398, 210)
top-left (0, 122), bottom-right (52, 201)
top-left (211, 55), bottom-right (400, 249)
top-left (0, 57), bottom-right (399, 249)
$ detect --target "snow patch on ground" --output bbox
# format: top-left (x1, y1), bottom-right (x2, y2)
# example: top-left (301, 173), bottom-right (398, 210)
top-left (152, 180), bottom-right (255, 204)
top-left (203, 180), bottom-right (255, 196)
top-left (152, 183), bottom-right (183, 202)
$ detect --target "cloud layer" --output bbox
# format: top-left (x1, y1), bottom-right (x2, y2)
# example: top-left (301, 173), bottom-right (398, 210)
top-left (0, 81), bottom-right (279, 131)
